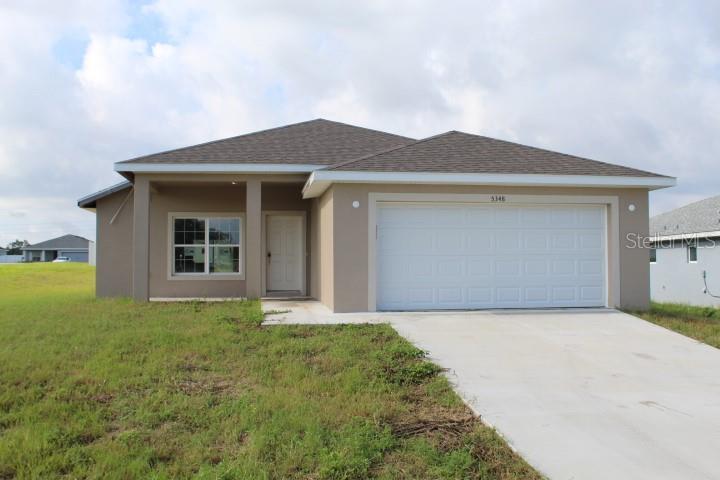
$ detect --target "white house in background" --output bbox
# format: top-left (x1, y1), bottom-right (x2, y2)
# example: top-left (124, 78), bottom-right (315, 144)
top-left (0, 247), bottom-right (23, 264)
top-left (650, 195), bottom-right (720, 307)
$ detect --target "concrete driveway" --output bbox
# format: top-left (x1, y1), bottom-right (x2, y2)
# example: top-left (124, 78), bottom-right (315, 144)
top-left (391, 309), bottom-right (720, 480)
top-left (263, 303), bottom-right (720, 480)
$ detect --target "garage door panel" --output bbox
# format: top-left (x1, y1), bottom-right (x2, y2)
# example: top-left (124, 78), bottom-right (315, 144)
top-left (437, 258), bottom-right (464, 277)
top-left (437, 230), bottom-right (464, 251)
top-left (377, 203), bottom-right (606, 310)
top-left (552, 286), bottom-right (577, 302)
top-left (466, 231), bottom-right (494, 250)
top-left (551, 232), bottom-right (576, 249)
top-left (523, 232), bottom-right (549, 250)
top-left (521, 208), bottom-right (549, 225)
top-left (434, 207), bottom-right (465, 225)
top-left (438, 287), bottom-right (463, 304)
top-left (551, 209), bottom-right (577, 226)
top-left (579, 259), bottom-right (603, 275)
top-left (496, 287), bottom-right (522, 304)
top-left (580, 286), bottom-right (604, 302)
top-left (467, 258), bottom-right (493, 276)
top-left (525, 287), bottom-right (549, 302)
top-left (578, 207), bottom-right (603, 225)
top-left (525, 259), bottom-right (548, 275)
top-left (494, 208), bottom-right (520, 225)
top-left (495, 259), bottom-right (522, 276)
top-left (578, 232), bottom-right (603, 250)
top-left (496, 231), bottom-right (521, 250)
top-left (466, 208), bottom-right (494, 224)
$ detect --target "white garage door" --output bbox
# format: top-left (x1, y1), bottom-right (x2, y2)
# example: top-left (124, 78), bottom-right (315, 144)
top-left (376, 203), bottom-right (607, 310)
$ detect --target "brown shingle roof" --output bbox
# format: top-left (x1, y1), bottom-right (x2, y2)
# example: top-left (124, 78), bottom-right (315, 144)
top-left (117, 119), bottom-right (414, 166)
top-left (326, 131), bottom-right (668, 177)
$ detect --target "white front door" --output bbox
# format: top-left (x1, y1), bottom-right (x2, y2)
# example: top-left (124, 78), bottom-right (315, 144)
top-left (266, 215), bottom-right (303, 292)
top-left (376, 203), bottom-right (607, 310)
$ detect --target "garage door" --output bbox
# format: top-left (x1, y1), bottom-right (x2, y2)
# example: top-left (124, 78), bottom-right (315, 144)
top-left (61, 251), bottom-right (89, 262)
top-left (376, 203), bottom-right (606, 310)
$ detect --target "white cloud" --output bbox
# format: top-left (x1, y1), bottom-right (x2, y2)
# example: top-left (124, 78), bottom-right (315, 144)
top-left (1, 0), bottom-right (720, 246)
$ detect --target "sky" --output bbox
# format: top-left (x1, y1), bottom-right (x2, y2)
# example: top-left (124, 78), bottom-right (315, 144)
top-left (1, 0), bottom-right (719, 247)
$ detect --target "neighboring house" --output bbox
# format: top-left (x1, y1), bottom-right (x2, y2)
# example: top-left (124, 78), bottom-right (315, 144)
top-left (650, 195), bottom-right (720, 307)
top-left (0, 247), bottom-right (23, 264)
top-left (78, 119), bottom-right (674, 312)
top-left (22, 234), bottom-right (91, 262)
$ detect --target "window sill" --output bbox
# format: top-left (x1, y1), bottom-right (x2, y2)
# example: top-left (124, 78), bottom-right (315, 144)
top-left (168, 274), bottom-right (245, 281)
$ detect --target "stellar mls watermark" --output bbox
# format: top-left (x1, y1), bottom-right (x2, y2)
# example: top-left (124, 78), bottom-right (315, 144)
top-left (626, 232), bottom-right (716, 249)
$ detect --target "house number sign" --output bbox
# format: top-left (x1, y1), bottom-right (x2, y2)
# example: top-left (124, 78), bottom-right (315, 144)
top-left (490, 195), bottom-right (506, 203)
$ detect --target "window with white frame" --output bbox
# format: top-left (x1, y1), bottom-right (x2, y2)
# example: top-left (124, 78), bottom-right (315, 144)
top-left (687, 245), bottom-right (698, 263)
top-left (649, 248), bottom-right (657, 264)
top-left (172, 216), bottom-right (242, 275)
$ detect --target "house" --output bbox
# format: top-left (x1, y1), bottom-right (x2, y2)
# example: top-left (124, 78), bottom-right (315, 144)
top-left (78, 119), bottom-right (674, 312)
top-left (0, 246), bottom-right (24, 264)
top-left (22, 234), bottom-right (91, 262)
top-left (650, 195), bottom-right (720, 307)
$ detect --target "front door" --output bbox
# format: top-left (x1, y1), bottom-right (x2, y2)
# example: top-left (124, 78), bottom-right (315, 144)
top-left (266, 215), bottom-right (303, 292)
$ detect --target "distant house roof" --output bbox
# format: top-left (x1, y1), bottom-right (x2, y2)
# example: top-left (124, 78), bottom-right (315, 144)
top-left (115, 119), bottom-right (414, 168)
top-left (23, 234), bottom-right (90, 251)
top-left (650, 195), bottom-right (720, 237)
top-left (327, 131), bottom-right (666, 177)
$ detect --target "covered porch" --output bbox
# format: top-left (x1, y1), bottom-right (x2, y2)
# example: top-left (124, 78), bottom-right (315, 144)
top-left (130, 174), bottom-right (315, 301)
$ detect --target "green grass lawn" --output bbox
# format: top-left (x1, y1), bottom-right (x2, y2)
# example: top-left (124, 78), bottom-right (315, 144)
top-left (632, 302), bottom-right (720, 349)
top-left (0, 264), bottom-right (539, 479)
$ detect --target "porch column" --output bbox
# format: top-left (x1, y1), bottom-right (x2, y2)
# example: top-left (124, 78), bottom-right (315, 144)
top-left (132, 176), bottom-right (150, 301)
top-left (246, 178), bottom-right (262, 298)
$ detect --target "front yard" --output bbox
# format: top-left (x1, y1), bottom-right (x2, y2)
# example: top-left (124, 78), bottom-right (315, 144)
top-left (633, 302), bottom-right (720, 349)
top-left (0, 264), bottom-right (539, 479)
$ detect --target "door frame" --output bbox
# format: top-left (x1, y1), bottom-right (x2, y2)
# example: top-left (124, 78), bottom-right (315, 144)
top-left (367, 192), bottom-right (620, 311)
top-left (261, 211), bottom-right (307, 296)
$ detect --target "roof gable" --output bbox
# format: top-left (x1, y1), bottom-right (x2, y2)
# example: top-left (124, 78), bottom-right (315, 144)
top-left (24, 234), bottom-right (89, 250)
top-left (327, 131), bottom-right (666, 178)
top-left (650, 195), bottom-right (720, 236)
top-left (116, 119), bottom-right (414, 167)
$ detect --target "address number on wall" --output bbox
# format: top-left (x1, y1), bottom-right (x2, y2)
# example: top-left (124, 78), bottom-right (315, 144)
top-left (490, 195), bottom-right (506, 203)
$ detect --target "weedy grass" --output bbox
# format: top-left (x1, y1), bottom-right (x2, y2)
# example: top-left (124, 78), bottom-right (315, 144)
top-left (630, 301), bottom-right (720, 348)
top-left (0, 263), bottom-right (540, 479)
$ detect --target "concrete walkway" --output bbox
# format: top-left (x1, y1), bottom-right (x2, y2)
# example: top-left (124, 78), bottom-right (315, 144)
top-left (262, 301), bottom-right (720, 480)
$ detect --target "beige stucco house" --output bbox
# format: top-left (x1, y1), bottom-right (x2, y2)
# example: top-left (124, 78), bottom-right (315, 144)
top-left (78, 119), bottom-right (674, 312)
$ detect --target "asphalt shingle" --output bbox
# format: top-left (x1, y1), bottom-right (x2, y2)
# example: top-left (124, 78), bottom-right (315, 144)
top-left (327, 131), bottom-right (666, 177)
top-left (117, 119), bottom-right (414, 166)
top-left (24, 234), bottom-right (89, 250)
top-left (650, 195), bottom-right (720, 236)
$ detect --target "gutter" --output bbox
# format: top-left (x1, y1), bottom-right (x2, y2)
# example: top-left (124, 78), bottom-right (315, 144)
top-left (302, 171), bottom-right (677, 198)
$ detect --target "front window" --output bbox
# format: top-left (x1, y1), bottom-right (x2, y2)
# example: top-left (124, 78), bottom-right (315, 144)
top-left (687, 245), bottom-right (698, 263)
top-left (173, 216), bottom-right (242, 275)
top-left (649, 248), bottom-right (657, 264)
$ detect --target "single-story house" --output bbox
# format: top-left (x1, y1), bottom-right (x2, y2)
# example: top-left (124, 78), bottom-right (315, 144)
top-left (78, 119), bottom-right (674, 312)
top-left (22, 234), bottom-right (91, 263)
top-left (650, 195), bottom-right (720, 307)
